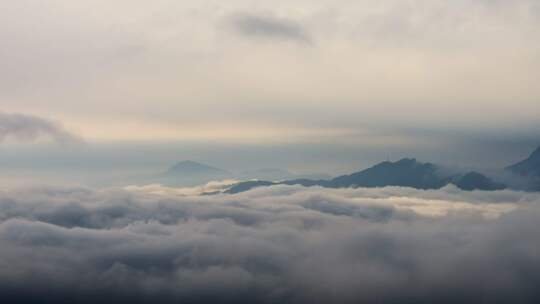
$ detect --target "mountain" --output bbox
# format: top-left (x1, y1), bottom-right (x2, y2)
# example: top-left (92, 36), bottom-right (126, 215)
top-left (505, 145), bottom-right (540, 190)
top-left (507, 146), bottom-right (540, 178)
top-left (166, 160), bottom-right (231, 177)
top-left (451, 171), bottom-right (506, 191)
top-left (160, 161), bottom-right (232, 186)
top-left (328, 158), bottom-right (446, 189)
top-left (225, 158), bottom-right (506, 194)
top-left (226, 180), bottom-right (276, 194)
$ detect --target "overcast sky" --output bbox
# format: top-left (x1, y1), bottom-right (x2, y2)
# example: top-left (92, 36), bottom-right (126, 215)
top-left (1, 0), bottom-right (540, 174)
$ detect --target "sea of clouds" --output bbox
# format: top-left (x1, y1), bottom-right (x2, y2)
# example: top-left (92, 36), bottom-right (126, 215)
top-left (1, 184), bottom-right (540, 303)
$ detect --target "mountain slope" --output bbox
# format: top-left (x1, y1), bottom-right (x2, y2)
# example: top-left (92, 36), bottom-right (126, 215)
top-left (451, 171), bottom-right (506, 191)
top-left (507, 146), bottom-right (540, 178)
top-left (224, 159), bottom-right (505, 194)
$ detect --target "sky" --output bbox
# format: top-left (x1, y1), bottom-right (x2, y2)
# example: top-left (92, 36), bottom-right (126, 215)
top-left (1, 0), bottom-right (540, 176)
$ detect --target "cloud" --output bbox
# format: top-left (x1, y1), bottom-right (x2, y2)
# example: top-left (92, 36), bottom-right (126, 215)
top-left (1, 184), bottom-right (540, 303)
top-left (2, 1), bottom-right (540, 145)
top-left (0, 112), bottom-right (83, 144)
top-left (228, 13), bottom-right (313, 44)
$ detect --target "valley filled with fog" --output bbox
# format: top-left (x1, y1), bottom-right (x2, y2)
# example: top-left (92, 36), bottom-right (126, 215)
top-left (2, 183), bottom-right (540, 303)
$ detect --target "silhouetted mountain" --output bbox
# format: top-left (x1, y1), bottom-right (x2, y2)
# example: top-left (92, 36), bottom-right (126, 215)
top-left (159, 161), bottom-right (232, 186)
top-left (224, 158), bottom-right (506, 194)
top-left (505, 146), bottom-right (540, 190)
top-left (329, 158), bottom-right (446, 189)
top-left (166, 161), bottom-right (230, 177)
top-left (451, 171), bottom-right (506, 191)
top-left (507, 146), bottom-right (540, 178)
top-left (226, 178), bottom-right (334, 194)
top-left (226, 180), bottom-right (275, 194)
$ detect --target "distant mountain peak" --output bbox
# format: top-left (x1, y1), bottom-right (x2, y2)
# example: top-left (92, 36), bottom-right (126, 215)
top-left (170, 160), bottom-right (206, 169)
top-left (452, 171), bottom-right (506, 191)
top-left (396, 158), bottom-right (417, 164)
top-left (176, 160), bottom-right (204, 166)
top-left (166, 161), bottom-right (230, 176)
top-left (330, 158), bottom-right (442, 189)
top-left (381, 158), bottom-right (431, 167)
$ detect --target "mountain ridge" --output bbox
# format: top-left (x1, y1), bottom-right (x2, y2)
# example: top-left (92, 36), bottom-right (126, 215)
top-left (225, 158), bottom-right (506, 194)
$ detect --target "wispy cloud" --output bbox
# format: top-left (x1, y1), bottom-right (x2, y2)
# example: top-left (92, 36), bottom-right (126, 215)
top-left (0, 112), bottom-right (83, 144)
top-left (228, 13), bottom-right (313, 44)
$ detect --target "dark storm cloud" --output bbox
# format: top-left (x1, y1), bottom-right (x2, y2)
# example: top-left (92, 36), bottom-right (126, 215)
top-left (229, 13), bottom-right (312, 44)
top-left (0, 112), bottom-right (83, 144)
top-left (0, 185), bottom-right (539, 303)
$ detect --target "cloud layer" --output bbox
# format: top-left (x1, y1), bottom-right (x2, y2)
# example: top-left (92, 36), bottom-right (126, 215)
top-left (2, 0), bottom-right (540, 143)
top-left (0, 112), bottom-right (82, 144)
top-left (1, 184), bottom-right (540, 303)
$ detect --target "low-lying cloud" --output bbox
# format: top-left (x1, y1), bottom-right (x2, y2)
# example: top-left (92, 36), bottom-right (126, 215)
top-left (0, 112), bottom-right (83, 144)
top-left (1, 184), bottom-right (540, 303)
top-left (228, 13), bottom-right (312, 44)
